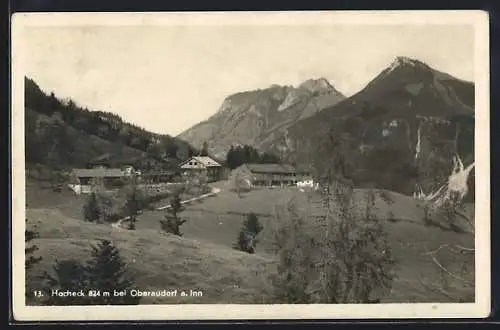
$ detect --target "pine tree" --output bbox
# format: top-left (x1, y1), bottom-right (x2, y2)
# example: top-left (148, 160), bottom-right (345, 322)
top-left (169, 194), bottom-right (184, 219)
top-left (243, 212), bottom-right (263, 236)
top-left (159, 193), bottom-right (187, 236)
top-left (25, 224), bottom-right (42, 270)
top-left (85, 240), bottom-right (141, 305)
top-left (83, 192), bottom-right (101, 223)
top-left (26, 222), bottom-right (43, 304)
top-left (43, 259), bottom-right (91, 305)
top-left (201, 141), bottom-right (209, 156)
top-left (125, 186), bottom-right (145, 226)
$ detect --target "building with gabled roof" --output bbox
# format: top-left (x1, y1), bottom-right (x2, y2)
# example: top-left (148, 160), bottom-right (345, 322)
top-left (178, 156), bottom-right (223, 182)
top-left (230, 163), bottom-right (310, 188)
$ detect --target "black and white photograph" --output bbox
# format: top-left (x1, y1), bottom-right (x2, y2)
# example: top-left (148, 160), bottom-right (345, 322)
top-left (11, 11), bottom-right (490, 321)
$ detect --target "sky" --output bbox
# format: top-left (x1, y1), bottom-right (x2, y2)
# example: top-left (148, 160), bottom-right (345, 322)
top-left (21, 23), bottom-right (474, 136)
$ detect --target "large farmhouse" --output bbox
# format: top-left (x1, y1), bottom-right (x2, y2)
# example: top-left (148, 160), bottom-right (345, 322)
top-left (69, 163), bottom-right (140, 194)
top-left (231, 163), bottom-right (311, 188)
top-left (178, 156), bottom-right (223, 182)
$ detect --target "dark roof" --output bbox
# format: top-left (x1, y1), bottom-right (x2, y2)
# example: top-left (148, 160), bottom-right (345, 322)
top-left (142, 171), bottom-right (176, 176)
top-left (72, 168), bottom-right (124, 178)
top-left (244, 163), bottom-right (296, 174)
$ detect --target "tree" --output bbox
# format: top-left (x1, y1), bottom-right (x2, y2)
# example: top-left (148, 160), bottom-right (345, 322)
top-left (43, 259), bottom-right (91, 305)
top-left (231, 171), bottom-right (247, 198)
top-left (83, 192), bottom-right (101, 223)
top-left (125, 186), bottom-right (145, 217)
top-left (314, 183), bottom-right (395, 303)
top-left (85, 240), bottom-right (141, 305)
top-left (42, 240), bottom-right (141, 306)
top-left (233, 213), bottom-right (262, 254)
top-left (26, 222), bottom-right (43, 303)
top-left (269, 126), bottom-right (396, 304)
top-left (418, 193), bottom-right (475, 302)
top-left (269, 198), bottom-right (315, 303)
top-left (233, 229), bottom-right (256, 254)
top-left (159, 194), bottom-right (187, 236)
top-left (243, 212), bottom-right (263, 236)
top-left (25, 223), bottom-right (42, 271)
top-left (200, 141), bottom-right (209, 156)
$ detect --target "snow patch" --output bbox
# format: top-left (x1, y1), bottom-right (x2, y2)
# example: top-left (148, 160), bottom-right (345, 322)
top-left (387, 56), bottom-right (418, 73)
top-left (413, 153), bottom-right (475, 206)
top-left (415, 122), bottom-right (422, 160)
top-left (277, 91), bottom-right (301, 111)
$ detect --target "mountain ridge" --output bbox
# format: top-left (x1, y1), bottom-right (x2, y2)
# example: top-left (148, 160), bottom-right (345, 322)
top-left (25, 77), bottom-right (197, 171)
top-left (272, 57), bottom-right (475, 200)
top-left (177, 77), bottom-right (346, 159)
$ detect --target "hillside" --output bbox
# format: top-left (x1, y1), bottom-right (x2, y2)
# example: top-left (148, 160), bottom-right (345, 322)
top-left (25, 77), bottom-right (196, 170)
top-left (25, 208), bottom-right (275, 305)
top-left (25, 181), bottom-right (474, 305)
top-left (272, 57), bottom-right (475, 200)
top-left (177, 78), bottom-right (345, 159)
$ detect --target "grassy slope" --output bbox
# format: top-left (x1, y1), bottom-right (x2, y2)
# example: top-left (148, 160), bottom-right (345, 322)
top-left (26, 208), bottom-right (275, 305)
top-left (25, 180), bottom-right (475, 304)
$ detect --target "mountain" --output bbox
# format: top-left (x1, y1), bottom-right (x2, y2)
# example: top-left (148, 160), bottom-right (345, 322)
top-left (274, 57), bottom-right (475, 201)
top-left (177, 78), bottom-right (345, 159)
top-left (24, 77), bottom-right (196, 171)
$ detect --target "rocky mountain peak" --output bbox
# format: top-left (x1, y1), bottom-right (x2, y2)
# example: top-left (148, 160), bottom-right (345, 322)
top-left (299, 77), bottom-right (335, 94)
top-left (387, 56), bottom-right (429, 73)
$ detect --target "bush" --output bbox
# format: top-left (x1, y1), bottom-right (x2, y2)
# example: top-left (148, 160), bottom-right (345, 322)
top-left (233, 229), bottom-right (256, 254)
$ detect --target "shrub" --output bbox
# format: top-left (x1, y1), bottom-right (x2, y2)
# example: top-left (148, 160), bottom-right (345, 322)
top-left (233, 229), bottom-right (256, 254)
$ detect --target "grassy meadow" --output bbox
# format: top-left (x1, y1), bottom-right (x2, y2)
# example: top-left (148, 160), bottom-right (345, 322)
top-left (24, 178), bottom-right (475, 304)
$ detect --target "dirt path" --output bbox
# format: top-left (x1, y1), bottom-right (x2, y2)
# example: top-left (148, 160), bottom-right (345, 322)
top-left (112, 185), bottom-right (222, 231)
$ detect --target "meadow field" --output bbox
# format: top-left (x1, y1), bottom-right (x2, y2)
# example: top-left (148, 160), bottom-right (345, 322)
top-left (24, 178), bottom-right (475, 304)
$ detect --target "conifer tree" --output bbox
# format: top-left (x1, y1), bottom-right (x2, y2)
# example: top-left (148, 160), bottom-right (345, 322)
top-left (243, 212), bottom-right (263, 236)
top-left (25, 223), bottom-right (42, 270)
top-left (26, 221), bottom-right (43, 304)
top-left (85, 240), bottom-right (141, 305)
top-left (159, 193), bottom-right (186, 236)
top-left (83, 192), bottom-right (101, 223)
top-left (43, 259), bottom-right (90, 305)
